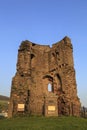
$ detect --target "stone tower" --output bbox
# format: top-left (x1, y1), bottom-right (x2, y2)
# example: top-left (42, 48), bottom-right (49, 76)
top-left (8, 36), bottom-right (81, 117)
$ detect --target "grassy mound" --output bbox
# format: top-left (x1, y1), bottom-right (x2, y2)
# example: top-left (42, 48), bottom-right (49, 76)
top-left (0, 116), bottom-right (87, 130)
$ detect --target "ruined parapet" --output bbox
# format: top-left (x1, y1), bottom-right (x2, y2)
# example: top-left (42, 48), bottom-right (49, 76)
top-left (8, 36), bottom-right (81, 117)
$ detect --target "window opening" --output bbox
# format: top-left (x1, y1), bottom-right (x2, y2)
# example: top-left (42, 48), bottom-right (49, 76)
top-left (31, 54), bottom-right (35, 59)
top-left (48, 83), bottom-right (52, 92)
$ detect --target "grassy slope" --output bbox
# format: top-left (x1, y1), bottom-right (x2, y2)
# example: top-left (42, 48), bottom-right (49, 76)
top-left (0, 100), bottom-right (9, 112)
top-left (0, 116), bottom-right (87, 130)
top-left (0, 95), bottom-right (9, 101)
top-left (0, 95), bottom-right (9, 112)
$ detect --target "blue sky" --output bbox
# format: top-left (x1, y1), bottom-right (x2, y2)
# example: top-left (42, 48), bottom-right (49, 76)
top-left (0, 0), bottom-right (87, 107)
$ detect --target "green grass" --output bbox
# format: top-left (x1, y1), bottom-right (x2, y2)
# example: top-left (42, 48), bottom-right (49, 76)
top-left (0, 100), bottom-right (8, 104)
top-left (0, 116), bottom-right (87, 130)
top-left (0, 100), bottom-right (8, 112)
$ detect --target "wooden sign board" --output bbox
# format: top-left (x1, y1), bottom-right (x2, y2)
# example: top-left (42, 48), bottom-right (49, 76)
top-left (48, 106), bottom-right (55, 111)
top-left (17, 104), bottom-right (25, 111)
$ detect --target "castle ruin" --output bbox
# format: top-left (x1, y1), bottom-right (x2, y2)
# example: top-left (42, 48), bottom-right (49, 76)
top-left (8, 36), bottom-right (81, 117)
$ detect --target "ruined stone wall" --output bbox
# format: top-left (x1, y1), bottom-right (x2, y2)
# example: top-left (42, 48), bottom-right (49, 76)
top-left (8, 36), bottom-right (81, 117)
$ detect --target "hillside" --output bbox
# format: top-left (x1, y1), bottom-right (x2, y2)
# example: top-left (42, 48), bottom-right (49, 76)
top-left (0, 95), bottom-right (9, 101)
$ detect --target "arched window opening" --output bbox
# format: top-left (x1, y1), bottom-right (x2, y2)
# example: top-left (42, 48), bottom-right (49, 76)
top-left (43, 75), bottom-right (53, 82)
top-left (48, 83), bottom-right (52, 92)
top-left (31, 54), bottom-right (35, 59)
top-left (31, 54), bottom-right (35, 69)
top-left (56, 74), bottom-right (62, 87)
top-left (55, 74), bottom-right (62, 92)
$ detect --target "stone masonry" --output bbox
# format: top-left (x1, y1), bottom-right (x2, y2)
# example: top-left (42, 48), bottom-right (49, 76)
top-left (8, 36), bottom-right (81, 117)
